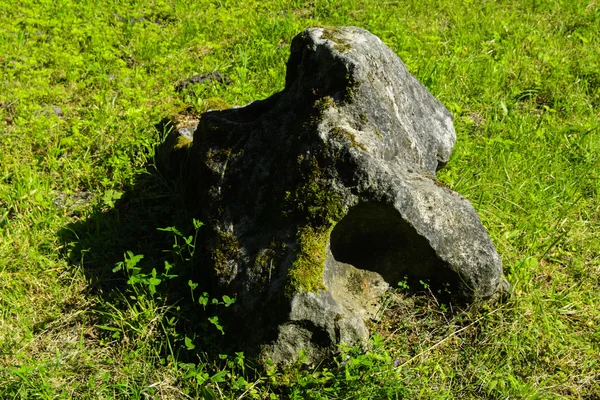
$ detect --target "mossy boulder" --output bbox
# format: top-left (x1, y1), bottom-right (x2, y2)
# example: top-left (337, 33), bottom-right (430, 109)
top-left (179, 26), bottom-right (508, 365)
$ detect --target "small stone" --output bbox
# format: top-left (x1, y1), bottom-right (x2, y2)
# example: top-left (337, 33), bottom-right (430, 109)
top-left (51, 105), bottom-right (63, 117)
top-left (175, 72), bottom-right (232, 92)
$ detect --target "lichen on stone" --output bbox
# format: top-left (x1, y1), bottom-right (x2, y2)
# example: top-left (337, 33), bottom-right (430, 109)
top-left (359, 112), bottom-right (368, 125)
top-left (319, 26), bottom-right (352, 53)
top-left (211, 230), bottom-right (240, 276)
top-left (346, 270), bottom-right (371, 296)
top-left (314, 96), bottom-right (336, 113)
top-left (330, 127), bottom-right (367, 152)
top-left (206, 147), bottom-right (232, 163)
top-left (343, 73), bottom-right (360, 102)
top-left (254, 241), bottom-right (286, 286)
top-left (204, 147), bottom-right (233, 175)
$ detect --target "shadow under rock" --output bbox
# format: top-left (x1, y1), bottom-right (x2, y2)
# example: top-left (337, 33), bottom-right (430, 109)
top-left (58, 128), bottom-right (231, 361)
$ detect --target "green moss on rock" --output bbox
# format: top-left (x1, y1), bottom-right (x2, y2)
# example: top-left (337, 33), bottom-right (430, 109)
top-left (359, 112), bottom-right (368, 125)
top-left (173, 135), bottom-right (192, 150)
top-left (211, 231), bottom-right (240, 275)
top-left (287, 226), bottom-right (330, 294)
top-left (330, 127), bottom-right (367, 151)
top-left (343, 73), bottom-right (359, 102)
top-left (203, 97), bottom-right (230, 112)
top-left (319, 26), bottom-right (352, 53)
top-left (284, 158), bottom-right (345, 227)
top-left (254, 241), bottom-right (286, 286)
top-left (283, 157), bottom-right (346, 294)
top-left (315, 95), bottom-right (336, 112)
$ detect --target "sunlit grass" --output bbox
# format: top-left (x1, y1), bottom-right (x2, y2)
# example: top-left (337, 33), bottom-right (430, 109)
top-left (1, 0), bottom-right (598, 398)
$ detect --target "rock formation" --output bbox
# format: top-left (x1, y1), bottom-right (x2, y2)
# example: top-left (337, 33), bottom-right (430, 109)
top-left (172, 26), bottom-right (508, 364)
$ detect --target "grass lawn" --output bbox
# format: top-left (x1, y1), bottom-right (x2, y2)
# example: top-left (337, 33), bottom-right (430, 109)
top-left (1, 0), bottom-right (599, 398)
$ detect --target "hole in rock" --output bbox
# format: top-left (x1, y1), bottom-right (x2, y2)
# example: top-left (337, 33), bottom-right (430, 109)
top-left (330, 202), bottom-right (460, 294)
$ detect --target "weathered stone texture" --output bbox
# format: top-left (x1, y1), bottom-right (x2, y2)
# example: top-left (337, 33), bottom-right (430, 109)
top-left (176, 26), bottom-right (508, 364)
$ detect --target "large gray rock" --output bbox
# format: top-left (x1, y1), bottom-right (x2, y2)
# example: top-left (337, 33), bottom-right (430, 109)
top-left (181, 26), bottom-right (508, 365)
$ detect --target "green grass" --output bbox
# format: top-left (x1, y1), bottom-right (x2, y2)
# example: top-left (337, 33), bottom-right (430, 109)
top-left (1, 0), bottom-right (599, 398)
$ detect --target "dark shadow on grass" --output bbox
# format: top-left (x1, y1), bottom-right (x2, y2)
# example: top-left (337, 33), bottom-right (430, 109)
top-left (57, 127), bottom-right (238, 365)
